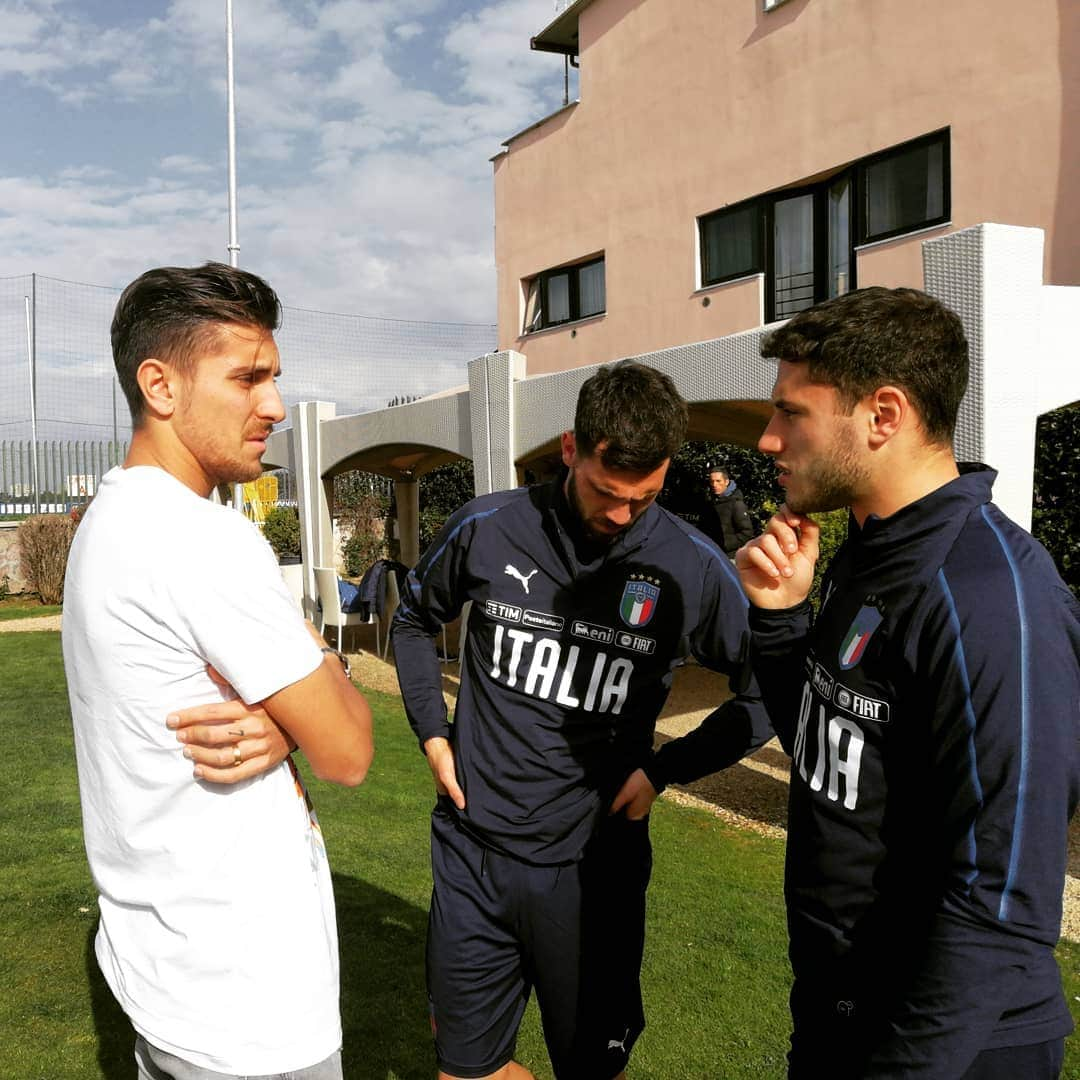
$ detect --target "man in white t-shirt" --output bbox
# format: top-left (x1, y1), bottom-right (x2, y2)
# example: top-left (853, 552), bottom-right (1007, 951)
top-left (62, 262), bottom-right (374, 1080)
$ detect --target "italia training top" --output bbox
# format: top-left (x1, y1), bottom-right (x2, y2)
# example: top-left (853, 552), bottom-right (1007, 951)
top-left (392, 472), bottom-right (774, 864)
top-left (751, 465), bottom-right (1080, 1073)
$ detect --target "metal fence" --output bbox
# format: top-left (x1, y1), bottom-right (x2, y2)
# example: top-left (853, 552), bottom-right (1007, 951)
top-left (0, 272), bottom-right (497, 511)
top-left (0, 438), bottom-right (127, 514)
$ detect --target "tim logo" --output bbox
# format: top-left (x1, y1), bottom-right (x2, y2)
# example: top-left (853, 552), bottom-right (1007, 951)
top-left (620, 574), bottom-right (660, 628)
top-left (485, 600), bottom-right (522, 623)
top-left (839, 597), bottom-right (884, 670)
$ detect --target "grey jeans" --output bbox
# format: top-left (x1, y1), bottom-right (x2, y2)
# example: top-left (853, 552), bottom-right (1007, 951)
top-left (134, 1036), bottom-right (343, 1080)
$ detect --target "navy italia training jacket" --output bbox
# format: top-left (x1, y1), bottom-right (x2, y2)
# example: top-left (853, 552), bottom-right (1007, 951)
top-left (392, 473), bottom-right (774, 865)
top-left (752, 465), bottom-right (1080, 1074)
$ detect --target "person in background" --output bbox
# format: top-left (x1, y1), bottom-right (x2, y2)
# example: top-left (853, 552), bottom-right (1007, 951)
top-left (698, 464), bottom-right (755, 558)
top-left (63, 262), bottom-right (373, 1080)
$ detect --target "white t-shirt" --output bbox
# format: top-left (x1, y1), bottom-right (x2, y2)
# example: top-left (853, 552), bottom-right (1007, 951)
top-left (62, 466), bottom-right (339, 1075)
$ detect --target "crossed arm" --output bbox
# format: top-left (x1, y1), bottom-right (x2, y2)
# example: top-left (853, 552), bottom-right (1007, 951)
top-left (168, 620), bottom-right (373, 787)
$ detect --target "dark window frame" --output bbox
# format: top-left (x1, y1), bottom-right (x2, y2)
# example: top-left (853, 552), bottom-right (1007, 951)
top-left (698, 198), bottom-right (763, 288)
top-left (855, 129), bottom-right (951, 246)
top-left (698, 128), bottom-right (949, 321)
top-left (524, 255), bottom-right (606, 333)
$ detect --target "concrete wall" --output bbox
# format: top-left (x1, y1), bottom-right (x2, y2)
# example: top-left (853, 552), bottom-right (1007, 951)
top-left (495, 0), bottom-right (1078, 373)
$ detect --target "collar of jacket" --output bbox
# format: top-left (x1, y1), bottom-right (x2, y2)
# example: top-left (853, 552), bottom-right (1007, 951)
top-left (848, 462), bottom-right (996, 557)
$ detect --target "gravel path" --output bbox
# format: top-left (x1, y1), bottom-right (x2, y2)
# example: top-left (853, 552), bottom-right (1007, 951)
top-left (11, 615), bottom-right (1078, 941)
top-left (0, 614), bottom-right (62, 632)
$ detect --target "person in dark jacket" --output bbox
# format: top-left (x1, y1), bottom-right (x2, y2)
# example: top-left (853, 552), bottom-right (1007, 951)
top-left (392, 362), bottom-right (773, 1080)
top-left (699, 464), bottom-right (755, 557)
top-left (739, 286), bottom-right (1079, 1079)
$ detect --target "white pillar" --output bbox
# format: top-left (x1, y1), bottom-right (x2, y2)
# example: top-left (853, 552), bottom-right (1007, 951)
top-left (923, 223), bottom-right (1045, 531)
top-left (290, 400), bottom-right (336, 621)
top-left (467, 350), bottom-right (527, 495)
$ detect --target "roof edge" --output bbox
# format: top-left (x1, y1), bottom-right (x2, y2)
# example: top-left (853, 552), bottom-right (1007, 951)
top-left (530, 0), bottom-right (597, 55)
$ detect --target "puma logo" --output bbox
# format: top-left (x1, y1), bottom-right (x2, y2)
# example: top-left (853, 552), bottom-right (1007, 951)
top-left (607, 1028), bottom-right (630, 1052)
top-left (504, 564), bottom-right (538, 594)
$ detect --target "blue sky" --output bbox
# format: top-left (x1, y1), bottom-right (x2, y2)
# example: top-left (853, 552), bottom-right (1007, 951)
top-left (0, 0), bottom-right (577, 323)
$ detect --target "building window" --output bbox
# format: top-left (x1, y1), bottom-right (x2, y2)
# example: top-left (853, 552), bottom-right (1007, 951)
top-left (523, 256), bottom-right (606, 333)
top-left (700, 202), bottom-right (761, 286)
top-left (858, 132), bottom-right (949, 244)
top-left (698, 129), bottom-right (948, 322)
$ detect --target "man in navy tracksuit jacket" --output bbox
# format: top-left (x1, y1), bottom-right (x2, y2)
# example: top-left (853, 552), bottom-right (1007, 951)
top-left (393, 362), bottom-right (772, 1080)
top-left (740, 286), bottom-right (1080, 1078)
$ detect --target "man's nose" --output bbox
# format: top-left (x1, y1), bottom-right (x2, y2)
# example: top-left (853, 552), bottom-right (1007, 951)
top-left (607, 503), bottom-right (632, 525)
top-left (758, 422), bottom-right (782, 455)
top-left (259, 383), bottom-right (286, 424)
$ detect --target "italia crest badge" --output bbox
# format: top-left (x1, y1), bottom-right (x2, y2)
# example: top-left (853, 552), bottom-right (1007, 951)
top-left (838, 596), bottom-right (884, 671)
top-left (620, 574), bottom-right (660, 628)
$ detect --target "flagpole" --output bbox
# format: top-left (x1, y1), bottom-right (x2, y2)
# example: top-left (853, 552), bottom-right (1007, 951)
top-left (226, 0), bottom-right (240, 269)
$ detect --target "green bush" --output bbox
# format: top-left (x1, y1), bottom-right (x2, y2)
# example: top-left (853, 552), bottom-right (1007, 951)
top-left (17, 514), bottom-right (78, 604)
top-left (339, 488), bottom-right (391, 577)
top-left (261, 505), bottom-right (301, 560)
top-left (1033, 403), bottom-right (1080, 599)
top-left (419, 460), bottom-right (475, 549)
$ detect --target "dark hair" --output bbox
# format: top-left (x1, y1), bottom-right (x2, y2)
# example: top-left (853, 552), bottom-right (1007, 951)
top-left (574, 361), bottom-right (688, 471)
top-left (760, 287), bottom-right (968, 444)
top-left (111, 261), bottom-right (281, 424)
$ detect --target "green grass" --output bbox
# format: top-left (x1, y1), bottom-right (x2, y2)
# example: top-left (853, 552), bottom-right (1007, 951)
top-left (1, 632), bottom-right (1078, 1079)
top-left (0, 600), bottom-right (61, 620)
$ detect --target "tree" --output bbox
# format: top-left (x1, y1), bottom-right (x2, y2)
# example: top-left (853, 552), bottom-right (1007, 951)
top-left (419, 460), bottom-right (475, 549)
top-left (334, 472), bottom-right (391, 576)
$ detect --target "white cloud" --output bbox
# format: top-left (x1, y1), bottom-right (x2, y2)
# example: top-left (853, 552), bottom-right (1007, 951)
top-left (0, 0), bottom-right (573, 331)
top-left (158, 154), bottom-right (213, 176)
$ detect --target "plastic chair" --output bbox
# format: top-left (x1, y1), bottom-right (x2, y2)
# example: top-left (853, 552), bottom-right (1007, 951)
top-left (314, 567), bottom-right (379, 656)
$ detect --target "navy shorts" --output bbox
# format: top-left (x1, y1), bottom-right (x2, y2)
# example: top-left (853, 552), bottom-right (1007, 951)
top-left (427, 800), bottom-right (652, 1080)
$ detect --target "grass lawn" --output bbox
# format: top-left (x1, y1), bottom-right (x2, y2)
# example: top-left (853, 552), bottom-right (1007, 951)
top-left (0, 598), bottom-right (61, 620)
top-left (1, 631), bottom-right (1078, 1079)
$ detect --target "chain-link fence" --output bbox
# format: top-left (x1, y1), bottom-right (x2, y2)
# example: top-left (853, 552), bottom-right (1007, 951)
top-left (0, 272), bottom-right (496, 509)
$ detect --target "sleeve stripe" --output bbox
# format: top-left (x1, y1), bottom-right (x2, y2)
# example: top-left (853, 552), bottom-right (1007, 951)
top-left (408, 505), bottom-right (504, 604)
top-left (936, 568), bottom-right (984, 885)
top-left (689, 533), bottom-right (747, 601)
top-left (979, 505), bottom-right (1031, 922)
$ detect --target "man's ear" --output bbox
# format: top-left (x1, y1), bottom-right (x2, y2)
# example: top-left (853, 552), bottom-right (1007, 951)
top-left (867, 385), bottom-right (908, 447)
top-left (135, 358), bottom-right (178, 420)
top-left (560, 430), bottom-right (577, 468)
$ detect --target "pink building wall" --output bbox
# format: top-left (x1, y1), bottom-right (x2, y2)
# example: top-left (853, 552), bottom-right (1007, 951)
top-left (494, 0), bottom-right (1079, 375)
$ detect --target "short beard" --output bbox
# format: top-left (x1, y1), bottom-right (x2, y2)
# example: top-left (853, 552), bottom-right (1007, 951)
top-left (566, 470), bottom-right (619, 543)
top-left (786, 430), bottom-right (869, 515)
